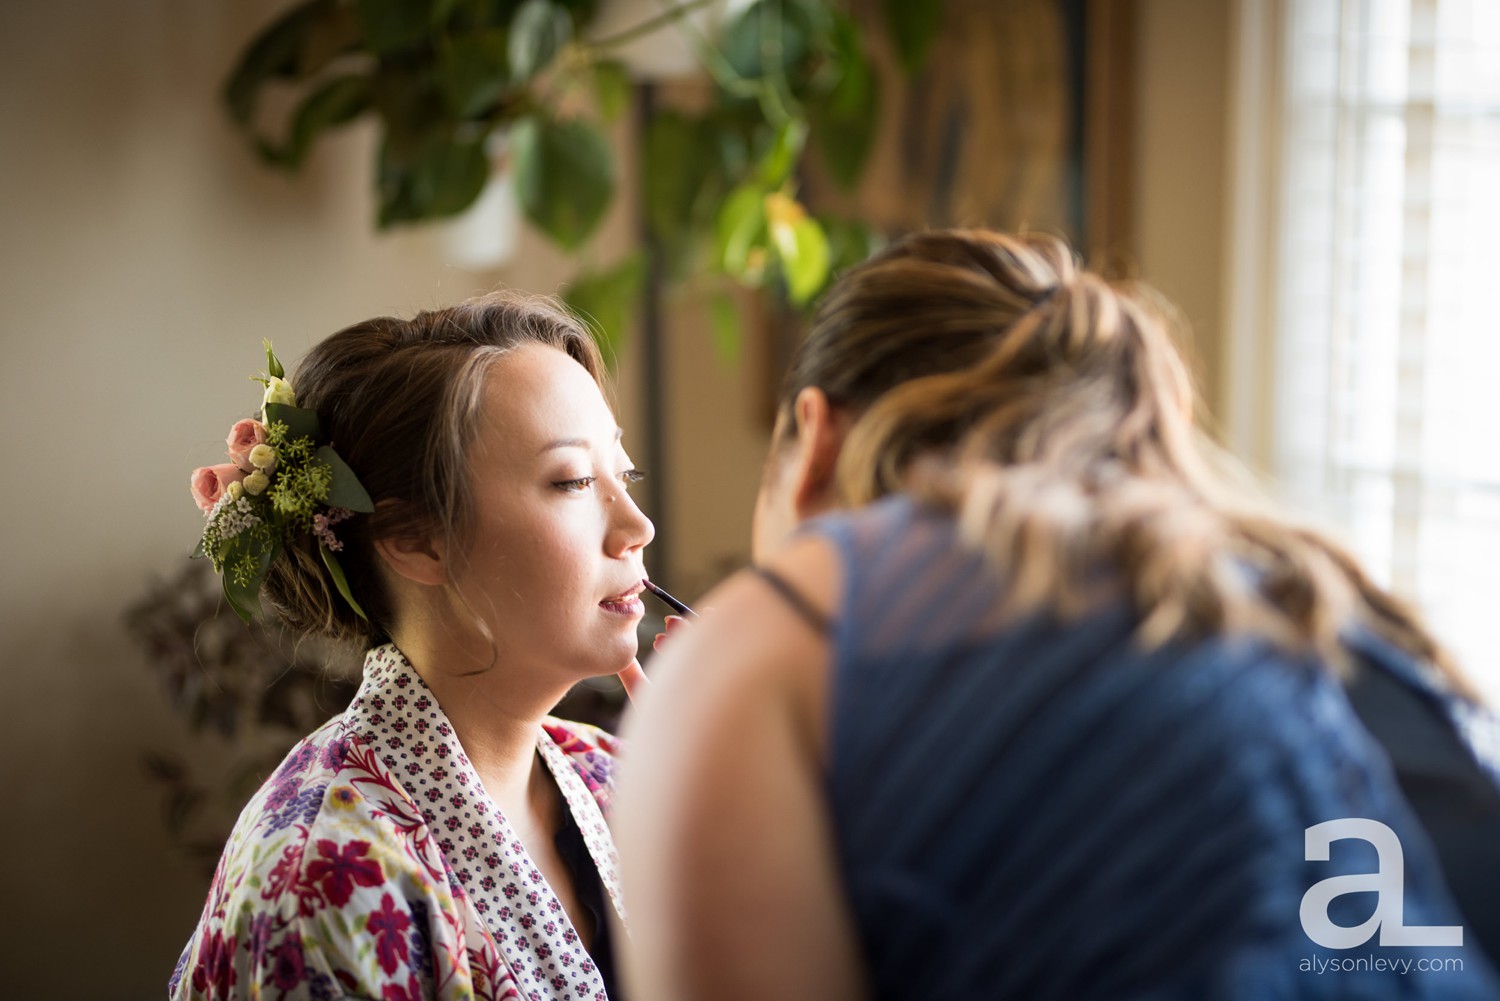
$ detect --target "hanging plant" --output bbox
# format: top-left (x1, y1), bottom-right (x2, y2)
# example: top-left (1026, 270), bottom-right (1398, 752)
top-left (224, 0), bottom-right (944, 349)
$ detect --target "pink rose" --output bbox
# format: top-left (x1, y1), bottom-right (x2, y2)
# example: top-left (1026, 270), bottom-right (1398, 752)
top-left (226, 418), bottom-right (268, 471)
top-left (190, 463), bottom-right (248, 512)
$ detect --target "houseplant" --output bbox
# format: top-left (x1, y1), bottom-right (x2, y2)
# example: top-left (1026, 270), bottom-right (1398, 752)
top-left (223, 0), bottom-right (945, 344)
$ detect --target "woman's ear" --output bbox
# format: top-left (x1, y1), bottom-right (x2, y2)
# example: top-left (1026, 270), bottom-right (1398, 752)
top-left (372, 527), bottom-right (447, 587)
top-left (786, 387), bottom-right (849, 519)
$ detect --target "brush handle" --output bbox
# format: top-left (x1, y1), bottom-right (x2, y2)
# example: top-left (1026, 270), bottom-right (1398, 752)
top-left (643, 579), bottom-right (697, 618)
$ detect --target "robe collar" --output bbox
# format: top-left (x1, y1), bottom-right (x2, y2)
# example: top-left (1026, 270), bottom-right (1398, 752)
top-left (344, 642), bottom-right (623, 1000)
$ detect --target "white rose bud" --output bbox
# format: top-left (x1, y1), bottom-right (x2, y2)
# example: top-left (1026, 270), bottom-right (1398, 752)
top-left (262, 376), bottom-right (297, 408)
top-left (243, 470), bottom-right (270, 496)
top-left (248, 443), bottom-right (278, 472)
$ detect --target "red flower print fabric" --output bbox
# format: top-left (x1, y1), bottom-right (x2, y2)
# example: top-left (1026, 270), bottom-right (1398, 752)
top-left (170, 643), bottom-right (625, 1000)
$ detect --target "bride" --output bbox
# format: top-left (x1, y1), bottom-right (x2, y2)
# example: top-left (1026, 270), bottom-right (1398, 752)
top-left (174, 291), bottom-right (651, 1001)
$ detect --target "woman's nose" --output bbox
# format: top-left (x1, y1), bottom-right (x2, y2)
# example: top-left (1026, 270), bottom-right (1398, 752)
top-left (607, 485), bottom-right (655, 557)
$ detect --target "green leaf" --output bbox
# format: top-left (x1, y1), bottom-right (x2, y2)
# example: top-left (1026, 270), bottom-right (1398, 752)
top-left (414, 136), bottom-right (492, 217)
top-left (722, 0), bottom-right (813, 82)
top-left (882, 0), bottom-right (945, 74)
top-left (264, 402), bottom-right (321, 442)
top-left (821, 215), bottom-right (880, 273)
top-left (709, 290), bottom-right (742, 368)
top-left (757, 120), bottom-right (807, 189)
top-left (716, 183), bottom-right (768, 278)
top-left (643, 111), bottom-right (723, 255)
top-left (354, 0), bottom-right (433, 55)
top-left (436, 30), bottom-right (511, 118)
top-left (772, 214), bottom-right (830, 306)
top-left (278, 74), bottom-right (373, 167)
top-left (592, 59), bottom-right (631, 124)
top-left (809, 15), bottom-right (878, 190)
top-left (223, 0), bottom-right (331, 125)
top-left (562, 254), bottom-right (645, 368)
top-left (263, 339), bottom-right (285, 380)
top-left (221, 533), bottom-right (280, 624)
top-left (317, 446), bottom-right (375, 513)
top-left (321, 546), bottom-right (369, 621)
top-left (509, 0), bottom-right (572, 82)
top-left (511, 115), bottom-right (614, 250)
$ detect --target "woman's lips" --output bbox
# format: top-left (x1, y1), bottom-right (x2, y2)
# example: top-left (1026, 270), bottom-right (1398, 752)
top-left (600, 583), bottom-right (645, 617)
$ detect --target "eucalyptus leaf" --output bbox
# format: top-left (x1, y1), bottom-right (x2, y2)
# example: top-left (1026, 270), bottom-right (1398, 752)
top-left (321, 546), bottom-right (369, 621)
top-left (882, 0), bottom-right (945, 74)
top-left (316, 446), bottom-right (375, 513)
top-left (509, 0), bottom-right (572, 82)
top-left (716, 183), bottom-right (768, 278)
top-left (221, 533), bottom-right (280, 624)
top-left (562, 254), bottom-right (645, 367)
top-left (592, 59), bottom-right (631, 124)
top-left (511, 115), bottom-right (614, 250)
top-left (264, 403), bottom-right (321, 442)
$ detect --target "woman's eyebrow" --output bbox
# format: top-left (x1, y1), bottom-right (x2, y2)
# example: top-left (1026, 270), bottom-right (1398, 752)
top-left (537, 427), bottom-right (624, 455)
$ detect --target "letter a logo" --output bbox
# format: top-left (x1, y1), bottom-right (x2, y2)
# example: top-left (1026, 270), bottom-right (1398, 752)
top-left (1300, 818), bottom-right (1462, 948)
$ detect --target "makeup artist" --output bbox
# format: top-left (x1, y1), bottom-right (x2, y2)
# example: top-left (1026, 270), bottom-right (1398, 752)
top-left (174, 292), bottom-right (650, 1000)
top-left (615, 229), bottom-right (1500, 999)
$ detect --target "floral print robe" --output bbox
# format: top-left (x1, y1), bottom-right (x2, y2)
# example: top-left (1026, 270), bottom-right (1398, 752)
top-left (171, 643), bottom-right (626, 1001)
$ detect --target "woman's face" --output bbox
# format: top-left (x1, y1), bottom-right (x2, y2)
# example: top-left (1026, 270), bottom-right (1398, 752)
top-left (452, 343), bottom-right (654, 681)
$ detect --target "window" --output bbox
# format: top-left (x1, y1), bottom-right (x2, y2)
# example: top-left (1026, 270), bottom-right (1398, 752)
top-left (1228, 0), bottom-right (1500, 701)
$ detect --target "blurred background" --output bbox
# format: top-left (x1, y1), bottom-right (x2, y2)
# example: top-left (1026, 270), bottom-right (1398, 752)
top-left (3, 0), bottom-right (1497, 995)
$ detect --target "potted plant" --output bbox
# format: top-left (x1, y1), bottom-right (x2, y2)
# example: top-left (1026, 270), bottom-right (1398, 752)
top-left (223, 0), bottom-right (944, 348)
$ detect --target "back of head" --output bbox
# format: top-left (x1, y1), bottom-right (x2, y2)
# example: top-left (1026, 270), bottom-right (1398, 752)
top-left (261, 291), bottom-right (603, 648)
top-left (781, 228), bottom-right (1465, 688)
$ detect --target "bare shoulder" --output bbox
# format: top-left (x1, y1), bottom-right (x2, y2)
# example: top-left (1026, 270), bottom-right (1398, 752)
top-left (614, 532), bottom-right (866, 1000)
top-left (627, 532), bottom-right (842, 760)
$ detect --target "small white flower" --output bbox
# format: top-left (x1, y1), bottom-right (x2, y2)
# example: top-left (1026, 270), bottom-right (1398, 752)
top-left (226, 481), bottom-right (245, 501)
top-left (243, 470), bottom-right (270, 495)
top-left (248, 443), bottom-right (278, 472)
top-left (262, 376), bottom-right (296, 408)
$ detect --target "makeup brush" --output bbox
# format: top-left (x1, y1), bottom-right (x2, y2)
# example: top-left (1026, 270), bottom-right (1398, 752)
top-left (642, 579), bottom-right (697, 618)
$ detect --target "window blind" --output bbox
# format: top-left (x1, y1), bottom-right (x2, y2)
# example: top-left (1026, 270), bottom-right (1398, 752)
top-left (1273, 0), bottom-right (1500, 702)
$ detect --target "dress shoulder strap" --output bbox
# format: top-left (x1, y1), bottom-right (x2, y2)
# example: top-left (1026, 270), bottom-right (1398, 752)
top-left (748, 564), bottom-right (832, 636)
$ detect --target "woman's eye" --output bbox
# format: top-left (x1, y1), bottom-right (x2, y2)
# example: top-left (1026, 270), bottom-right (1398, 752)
top-left (622, 468), bottom-right (646, 486)
top-left (553, 476), bottom-right (596, 493)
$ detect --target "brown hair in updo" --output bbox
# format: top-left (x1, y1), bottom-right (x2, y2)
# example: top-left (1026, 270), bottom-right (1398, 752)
top-left (260, 290), bottom-right (603, 647)
top-left (775, 228), bottom-right (1472, 693)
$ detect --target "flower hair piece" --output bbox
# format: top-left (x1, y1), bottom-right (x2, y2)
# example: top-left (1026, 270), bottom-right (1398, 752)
top-left (190, 340), bottom-right (374, 624)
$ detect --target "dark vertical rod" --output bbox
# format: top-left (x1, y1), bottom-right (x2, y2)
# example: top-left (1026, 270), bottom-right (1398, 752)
top-left (637, 81), bottom-right (672, 582)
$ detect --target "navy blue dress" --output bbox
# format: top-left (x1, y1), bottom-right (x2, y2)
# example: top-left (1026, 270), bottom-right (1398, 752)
top-left (802, 495), bottom-right (1500, 999)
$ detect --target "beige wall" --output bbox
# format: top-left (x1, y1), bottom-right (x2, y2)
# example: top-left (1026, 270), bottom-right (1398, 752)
top-left (1132, 0), bottom-right (1233, 425)
top-left (0, 1), bottom-right (1234, 996)
top-left (0, 2), bottom-right (638, 995)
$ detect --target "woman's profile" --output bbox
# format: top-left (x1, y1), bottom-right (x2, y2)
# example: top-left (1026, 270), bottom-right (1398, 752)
top-left (616, 229), bottom-right (1500, 999)
top-left (173, 292), bottom-right (651, 1000)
